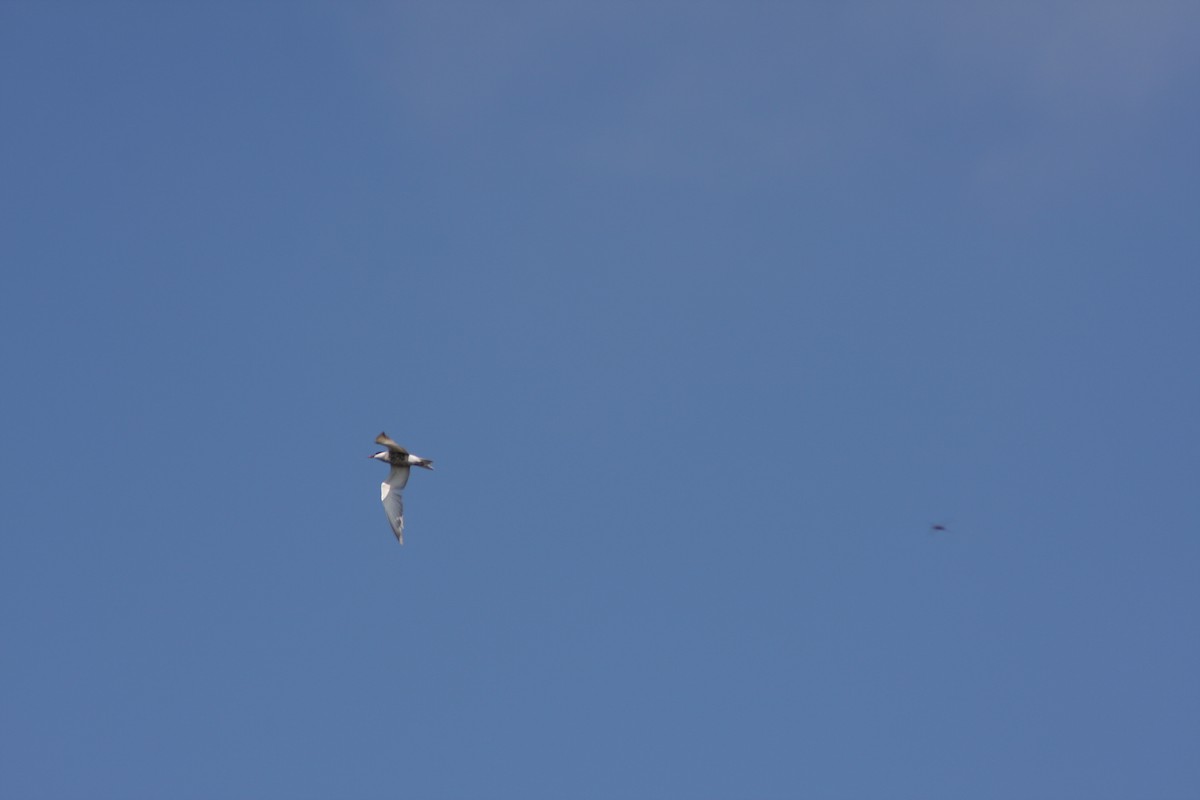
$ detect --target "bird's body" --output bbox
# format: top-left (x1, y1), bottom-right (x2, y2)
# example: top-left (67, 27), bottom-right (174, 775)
top-left (370, 432), bottom-right (433, 544)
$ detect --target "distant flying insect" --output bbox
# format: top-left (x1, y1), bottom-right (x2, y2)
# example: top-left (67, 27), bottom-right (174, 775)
top-left (930, 524), bottom-right (947, 532)
top-left (369, 432), bottom-right (434, 544)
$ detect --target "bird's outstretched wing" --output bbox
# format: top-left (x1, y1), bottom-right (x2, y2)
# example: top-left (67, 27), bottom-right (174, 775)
top-left (380, 465), bottom-right (410, 544)
top-left (375, 431), bottom-right (409, 455)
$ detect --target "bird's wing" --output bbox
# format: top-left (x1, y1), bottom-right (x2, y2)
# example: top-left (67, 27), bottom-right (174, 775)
top-left (375, 432), bottom-right (408, 455)
top-left (380, 464), bottom-right (410, 544)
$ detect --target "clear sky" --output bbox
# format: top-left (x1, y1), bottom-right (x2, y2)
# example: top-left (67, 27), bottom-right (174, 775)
top-left (2, 3), bottom-right (1198, 798)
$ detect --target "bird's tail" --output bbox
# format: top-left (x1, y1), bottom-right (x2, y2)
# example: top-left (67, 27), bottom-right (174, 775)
top-left (415, 458), bottom-right (434, 470)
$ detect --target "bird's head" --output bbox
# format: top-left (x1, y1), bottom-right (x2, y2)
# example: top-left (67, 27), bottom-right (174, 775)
top-left (369, 451), bottom-right (390, 462)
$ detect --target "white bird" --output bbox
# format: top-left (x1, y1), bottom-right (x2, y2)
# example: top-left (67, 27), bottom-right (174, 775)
top-left (369, 432), bottom-right (433, 544)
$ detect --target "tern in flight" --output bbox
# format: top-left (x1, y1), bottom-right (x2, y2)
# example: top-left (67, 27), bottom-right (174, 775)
top-left (369, 432), bottom-right (433, 544)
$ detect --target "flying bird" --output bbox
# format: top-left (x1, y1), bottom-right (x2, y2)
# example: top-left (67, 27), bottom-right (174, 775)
top-left (369, 432), bottom-right (433, 544)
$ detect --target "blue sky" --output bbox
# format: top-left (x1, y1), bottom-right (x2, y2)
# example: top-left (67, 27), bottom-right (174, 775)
top-left (2, 2), bottom-right (1198, 797)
